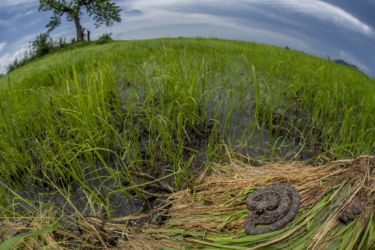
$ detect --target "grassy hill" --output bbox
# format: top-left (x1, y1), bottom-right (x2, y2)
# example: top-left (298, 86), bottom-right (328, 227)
top-left (0, 38), bottom-right (374, 248)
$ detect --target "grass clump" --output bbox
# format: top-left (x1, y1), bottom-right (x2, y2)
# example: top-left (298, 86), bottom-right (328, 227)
top-left (96, 32), bottom-right (113, 44)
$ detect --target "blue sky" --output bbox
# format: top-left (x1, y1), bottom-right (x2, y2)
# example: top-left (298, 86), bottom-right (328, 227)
top-left (0, 0), bottom-right (374, 77)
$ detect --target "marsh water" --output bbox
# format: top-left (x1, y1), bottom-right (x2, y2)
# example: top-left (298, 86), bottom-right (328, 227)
top-left (8, 81), bottom-right (311, 228)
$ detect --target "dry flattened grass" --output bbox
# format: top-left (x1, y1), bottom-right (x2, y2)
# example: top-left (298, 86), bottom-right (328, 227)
top-left (2, 155), bottom-right (375, 249)
top-left (136, 155), bottom-right (375, 249)
top-left (0, 209), bottom-right (63, 250)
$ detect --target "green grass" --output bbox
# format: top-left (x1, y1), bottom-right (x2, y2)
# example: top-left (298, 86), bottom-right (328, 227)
top-left (0, 37), bottom-right (374, 248)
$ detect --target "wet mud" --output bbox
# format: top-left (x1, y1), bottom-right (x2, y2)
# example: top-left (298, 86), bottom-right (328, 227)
top-left (3, 79), bottom-right (324, 248)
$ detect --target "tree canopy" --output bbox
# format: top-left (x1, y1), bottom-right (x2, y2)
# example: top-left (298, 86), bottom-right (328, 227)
top-left (39, 0), bottom-right (122, 42)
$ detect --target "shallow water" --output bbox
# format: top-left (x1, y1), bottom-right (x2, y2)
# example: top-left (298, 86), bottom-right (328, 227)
top-left (207, 82), bottom-right (308, 162)
top-left (5, 78), bottom-right (311, 227)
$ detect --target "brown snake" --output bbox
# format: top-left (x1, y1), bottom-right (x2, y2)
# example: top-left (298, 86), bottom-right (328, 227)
top-left (244, 183), bottom-right (300, 235)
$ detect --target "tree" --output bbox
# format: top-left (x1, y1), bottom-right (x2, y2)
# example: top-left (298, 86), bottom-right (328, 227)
top-left (39, 0), bottom-right (121, 42)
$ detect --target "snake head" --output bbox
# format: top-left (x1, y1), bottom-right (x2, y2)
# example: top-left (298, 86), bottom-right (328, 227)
top-left (256, 207), bottom-right (265, 215)
top-left (255, 201), bottom-right (268, 214)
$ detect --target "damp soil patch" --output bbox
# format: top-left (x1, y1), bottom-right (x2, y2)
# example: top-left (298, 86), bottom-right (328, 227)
top-left (2, 114), bottom-right (217, 229)
top-left (0, 88), bottom-right (323, 249)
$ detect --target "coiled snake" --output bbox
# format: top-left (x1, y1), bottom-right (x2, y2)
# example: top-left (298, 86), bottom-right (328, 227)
top-left (244, 183), bottom-right (300, 235)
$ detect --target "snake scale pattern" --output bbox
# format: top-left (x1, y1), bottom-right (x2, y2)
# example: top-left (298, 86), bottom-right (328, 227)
top-left (244, 183), bottom-right (300, 235)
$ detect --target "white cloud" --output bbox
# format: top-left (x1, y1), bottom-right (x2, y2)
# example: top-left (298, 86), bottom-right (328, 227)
top-left (0, 7), bottom-right (37, 27)
top-left (250, 0), bottom-right (374, 36)
top-left (0, 0), bottom-right (38, 7)
top-left (0, 42), bottom-right (6, 53)
top-left (0, 33), bottom-right (38, 74)
top-left (104, 6), bottom-right (310, 51)
top-left (111, 0), bottom-right (312, 50)
top-left (0, 46), bottom-right (28, 74)
top-left (123, 0), bottom-right (374, 37)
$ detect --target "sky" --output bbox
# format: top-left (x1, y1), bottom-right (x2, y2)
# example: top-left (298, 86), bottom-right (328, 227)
top-left (0, 0), bottom-right (374, 77)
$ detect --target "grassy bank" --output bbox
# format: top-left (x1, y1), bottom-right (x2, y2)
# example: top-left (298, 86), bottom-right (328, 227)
top-left (0, 37), bottom-right (374, 248)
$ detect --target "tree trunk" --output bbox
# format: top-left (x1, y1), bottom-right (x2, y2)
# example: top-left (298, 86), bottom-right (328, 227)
top-left (73, 16), bottom-right (84, 42)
